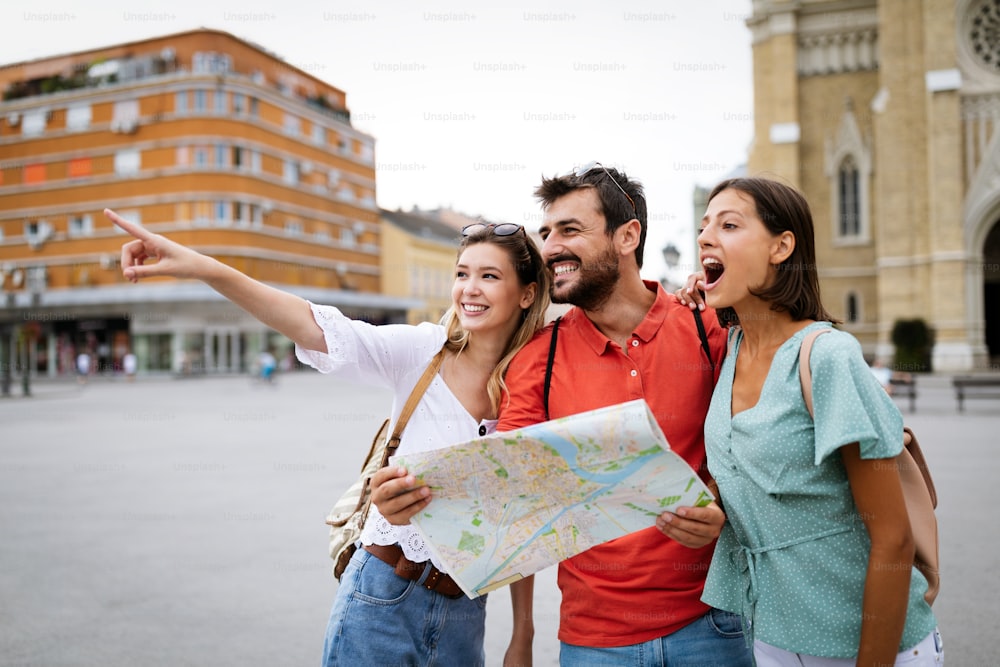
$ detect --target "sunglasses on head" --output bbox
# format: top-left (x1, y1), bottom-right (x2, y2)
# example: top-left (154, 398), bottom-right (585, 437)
top-left (575, 161), bottom-right (637, 217)
top-left (461, 222), bottom-right (525, 237)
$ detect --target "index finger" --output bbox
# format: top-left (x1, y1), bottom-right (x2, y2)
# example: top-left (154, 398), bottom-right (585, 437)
top-left (104, 208), bottom-right (151, 240)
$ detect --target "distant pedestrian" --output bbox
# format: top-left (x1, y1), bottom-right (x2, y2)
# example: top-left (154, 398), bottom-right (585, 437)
top-left (258, 350), bottom-right (276, 383)
top-left (76, 352), bottom-right (91, 384)
top-left (123, 352), bottom-right (137, 381)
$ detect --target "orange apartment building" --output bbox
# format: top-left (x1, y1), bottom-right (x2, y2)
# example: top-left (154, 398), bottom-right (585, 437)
top-left (0, 29), bottom-right (417, 381)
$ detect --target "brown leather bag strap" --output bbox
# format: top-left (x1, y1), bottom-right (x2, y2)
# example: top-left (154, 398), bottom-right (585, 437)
top-left (383, 348), bottom-right (445, 462)
top-left (798, 328), bottom-right (831, 417)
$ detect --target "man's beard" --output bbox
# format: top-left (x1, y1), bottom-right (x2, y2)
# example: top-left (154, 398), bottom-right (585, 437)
top-left (550, 245), bottom-right (620, 311)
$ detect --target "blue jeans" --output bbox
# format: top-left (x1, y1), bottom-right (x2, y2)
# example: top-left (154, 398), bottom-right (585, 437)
top-left (559, 608), bottom-right (752, 667)
top-left (321, 548), bottom-right (488, 666)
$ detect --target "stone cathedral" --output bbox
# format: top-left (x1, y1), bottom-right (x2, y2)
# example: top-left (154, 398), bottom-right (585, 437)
top-left (746, 0), bottom-right (1000, 370)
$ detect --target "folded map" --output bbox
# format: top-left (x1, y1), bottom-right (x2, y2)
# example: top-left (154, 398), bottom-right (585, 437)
top-left (391, 398), bottom-right (714, 598)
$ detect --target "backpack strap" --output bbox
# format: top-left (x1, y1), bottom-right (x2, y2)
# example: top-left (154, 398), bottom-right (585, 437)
top-left (543, 317), bottom-right (562, 421)
top-left (798, 328), bottom-right (832, 417)
top-left (693, 308), bottom-right (715, 373)
top-left (383, 348), bottom-right (445, 462)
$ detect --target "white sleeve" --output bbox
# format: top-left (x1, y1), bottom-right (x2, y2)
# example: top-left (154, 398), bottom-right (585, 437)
top-left (294, 302), bottom-right (447, 388)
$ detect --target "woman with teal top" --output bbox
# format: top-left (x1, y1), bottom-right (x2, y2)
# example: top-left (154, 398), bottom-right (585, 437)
top-left (685, 177), bottom-right (942, 666)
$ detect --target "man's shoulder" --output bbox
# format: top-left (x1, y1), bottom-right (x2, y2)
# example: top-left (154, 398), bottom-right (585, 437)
top-left (522, 309), bottom-right (581, 346)
top-left (516, 318), bottom-right (560, 359)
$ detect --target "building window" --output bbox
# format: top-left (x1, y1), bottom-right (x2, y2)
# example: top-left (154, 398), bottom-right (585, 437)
top-left (232, 146), bottom-right (244, 169)
top-left (251, 204), bottom-right (263, 228)
top-left (311, 123), bottom-right (325, 145)
top-left (115, 148), bottom-right (141, 176)
top-left (838, 156), bottom-right (861, 238)
top-left (233, 202), bottom-right (246, 226)
top-left (111, 99), bottom-right (140, 133)
top-left (194, 147), bottom-right (208, 168)
top-left (21, 109), bottom-right (47, 137)
top-left (66, 103), bottom-right (92, 131)
top-left (25, 220), bottom-right (53, 248)
top-left (214, 90), bottom-right (227, 115)
top-left (175, 91), bottom-right (187, 114)
top-left (250, 150), bottom-right (261, 174)
top-left (283, 113), bottom-right (301, 137)
top-left (341, 228), bottom-right (357, 247)
top-left (24, 163), bottom-right (46, 184)
top-left (68, 157), bottom-right (92, 178)
top-left (214, 144), bottom-right (227, 169)
top-left (193, 52), bottom-right (232, 74)
top-left (214, 200), bottom-right (230, 226)
top-left (69, 214), bottom-right (94, 237)
top-left (359, 140), bottom-right (374, 163)
top-left (113, 210), bottom-right (141, 234)
top-left (284, 219), bottom-right (303, 236)
top-left (846, 292), bottom-right (860, 323)
top-left (176, 146), bottom-right (189, 166)
top-left (249, 97), bottom-right (259, 117)
top-left (194, 201), bottom-right (210, 226)
top-left (283, 159), bottom-right (300, 184)
top-left (233, 93), bottom-right (245, 115)
top-left (194, 90), bottom-right (207, 112)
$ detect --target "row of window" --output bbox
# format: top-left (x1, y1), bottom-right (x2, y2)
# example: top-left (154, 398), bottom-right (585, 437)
top-left (3, 145), bottom-right (374, 205)
top-left (8, 206), bottom-right (368, 247)
top-left (409, 264), bottom-right (454, 300)
top-left (5, 89), bottom-right (372, 162)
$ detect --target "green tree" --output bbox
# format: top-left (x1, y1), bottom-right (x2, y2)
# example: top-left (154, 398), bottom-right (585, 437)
top-left (892, 318), bottom-right (934, 372)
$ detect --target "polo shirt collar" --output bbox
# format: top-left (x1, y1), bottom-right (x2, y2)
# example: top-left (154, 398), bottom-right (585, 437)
top-left (572, 280), bottom-right (668, 354)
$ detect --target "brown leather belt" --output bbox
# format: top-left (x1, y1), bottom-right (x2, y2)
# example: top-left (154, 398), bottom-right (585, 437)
top-left (363, 544), bottom-right (464, 599)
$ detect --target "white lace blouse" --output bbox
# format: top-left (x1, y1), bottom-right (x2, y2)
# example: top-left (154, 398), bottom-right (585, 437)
top-left (295, 303), bottom-right (497, 571)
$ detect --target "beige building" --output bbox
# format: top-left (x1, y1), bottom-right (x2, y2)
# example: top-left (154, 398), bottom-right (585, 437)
top-left (379, 208), bottom-right (461, 325)
top-left (745, 0), bottom-right (1000, 370)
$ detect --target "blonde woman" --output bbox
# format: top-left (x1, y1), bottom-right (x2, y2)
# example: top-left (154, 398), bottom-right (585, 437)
top-left (106, 210), bottom-right (549, 667)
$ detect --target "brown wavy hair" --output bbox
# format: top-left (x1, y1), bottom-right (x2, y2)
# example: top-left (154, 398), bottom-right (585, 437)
top-left (707, 177), bottom-right (838, 326)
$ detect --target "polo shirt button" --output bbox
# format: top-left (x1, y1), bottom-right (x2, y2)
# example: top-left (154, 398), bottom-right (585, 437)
top-left (631, 339), bottom-right (639, 347)
top-left (479, 425), bottom-right (487, 436)
top-left (629, 370), bottom-right (637, 377)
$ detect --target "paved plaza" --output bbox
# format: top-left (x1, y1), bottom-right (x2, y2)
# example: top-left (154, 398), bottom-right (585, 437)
top-left (1, 369), bottom-right (997, 665)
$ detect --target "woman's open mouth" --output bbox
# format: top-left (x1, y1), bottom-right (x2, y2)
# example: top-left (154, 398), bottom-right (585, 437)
top-left (703, 258), bottom-right (725, 286)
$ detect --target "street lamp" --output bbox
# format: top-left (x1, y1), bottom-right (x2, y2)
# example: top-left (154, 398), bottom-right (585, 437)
top-left (659, 242), bottom-right (683, 292)
top-left (661, 242), bottom-right (681, 270)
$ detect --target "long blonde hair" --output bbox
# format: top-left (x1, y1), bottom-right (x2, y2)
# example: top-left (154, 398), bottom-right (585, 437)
top-left (438, 227), bottom-right (551, 414)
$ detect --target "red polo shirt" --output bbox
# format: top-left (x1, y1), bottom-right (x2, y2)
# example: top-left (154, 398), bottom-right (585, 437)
top-left (499, 281), bottom-right (726, 648)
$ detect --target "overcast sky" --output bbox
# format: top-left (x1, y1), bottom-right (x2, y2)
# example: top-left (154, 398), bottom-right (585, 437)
top-left (0, 0), bottom-right (755, 283)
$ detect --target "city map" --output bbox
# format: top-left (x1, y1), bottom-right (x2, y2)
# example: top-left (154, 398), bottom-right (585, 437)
top-left (391, 399), bottom-right (714, 598)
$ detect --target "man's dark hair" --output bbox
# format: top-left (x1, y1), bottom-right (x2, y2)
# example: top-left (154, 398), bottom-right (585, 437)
top-left (534, 165), bottom-right (648, 267)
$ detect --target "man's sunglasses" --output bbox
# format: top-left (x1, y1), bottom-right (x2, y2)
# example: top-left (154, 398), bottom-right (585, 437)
top-left (575, 161), bottom-right (637, 217)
